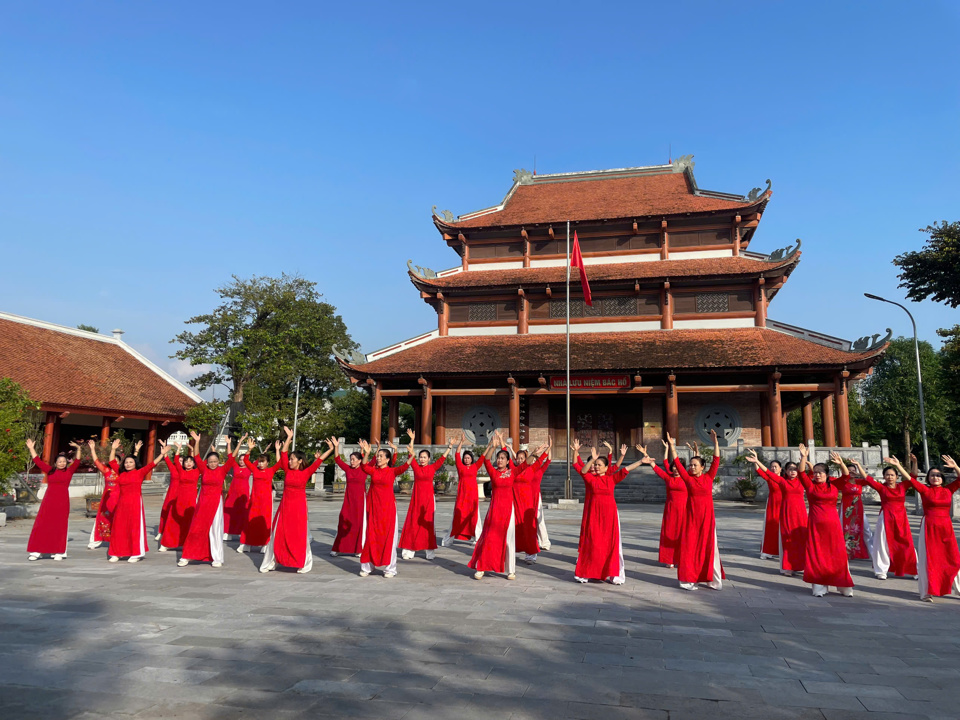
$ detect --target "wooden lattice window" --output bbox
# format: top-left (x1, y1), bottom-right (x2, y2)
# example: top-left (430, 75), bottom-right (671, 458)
top-left (695, 293), bottom-right (730, 314)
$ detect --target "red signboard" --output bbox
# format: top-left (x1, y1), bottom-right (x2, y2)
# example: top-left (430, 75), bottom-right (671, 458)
top-left (549, 375), bottom-right (631, 391)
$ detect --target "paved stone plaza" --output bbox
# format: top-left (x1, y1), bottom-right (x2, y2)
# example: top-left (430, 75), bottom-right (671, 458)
top-left (2, 496), bottom-right (959, 720)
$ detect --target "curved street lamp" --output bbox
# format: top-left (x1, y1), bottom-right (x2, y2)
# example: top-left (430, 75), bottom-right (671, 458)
top-left (863, 293), bottom-right (931, 480)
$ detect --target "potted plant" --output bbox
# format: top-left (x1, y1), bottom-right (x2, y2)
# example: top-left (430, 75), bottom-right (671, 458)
top-left (734, 476), bottom-right (760, 501)
top-left (85, 493), bottom-right (101, 517)
top-left (398, 471), bottom-right (413, 494)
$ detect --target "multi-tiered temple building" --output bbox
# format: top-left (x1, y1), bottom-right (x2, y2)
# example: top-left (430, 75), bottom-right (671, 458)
top-left (336, 158), bottom-right (887, 462)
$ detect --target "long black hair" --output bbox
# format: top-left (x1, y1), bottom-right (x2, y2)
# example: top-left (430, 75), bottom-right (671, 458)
top-left (120, 454), bottom-right (142, 471)
top-left (290, 450), bottom-right (307, 468)
top-left (350, 451), bottom-right (363, 463)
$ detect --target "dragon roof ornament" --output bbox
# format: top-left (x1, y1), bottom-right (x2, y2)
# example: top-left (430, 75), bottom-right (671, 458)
top-left (432, 205), bottom-right (455, 223)
top-left (513, 168), bottom-right (534, 185)
top-left (746, 179), bottom-right (772, 202)
top-left (764, 238), bottom-right (802, 262)
top-left (407, 259), bottom-right (437, 279)
top-left (332, 344), bottom-right (367, 367)
top-left (671, 155), bottom-right (695, 172)
top-left (851, 328), bottom-right (892, 353)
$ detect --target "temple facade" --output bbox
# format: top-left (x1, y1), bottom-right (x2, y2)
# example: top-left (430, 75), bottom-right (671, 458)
top-left (336, 158), bottom-right (887, 462)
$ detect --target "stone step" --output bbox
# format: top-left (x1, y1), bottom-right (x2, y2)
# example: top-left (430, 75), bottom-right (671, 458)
top-left (540, 463), bottom-right (666, 503)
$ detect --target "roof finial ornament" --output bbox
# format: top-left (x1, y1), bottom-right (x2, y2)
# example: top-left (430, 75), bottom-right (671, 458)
top-left (765, 238), bottom-right (802, 262)
top-left (513, 168), bottom-right (534, 185)
top-left (851, 328), bottom-right (893, 352)
top-left (407, 259), bottom-right (438, 279)
top-left (431, 205), bottom-right (455, 223)
top-left (746, 179), bottom-right (772, 202)
top-left (332, 344), bottom-right (367, 366)
top-left (671, 155), bottom-right (695, 172)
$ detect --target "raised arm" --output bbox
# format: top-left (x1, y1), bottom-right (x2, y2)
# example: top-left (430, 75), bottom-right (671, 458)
top-left (883, 455), bottom-right (913, 482)
top-left (798, 443), bottom-right (810, 475)
top-left (637, 444), bottom-right (670, 481)
top-left (943, 455), bottom-right (960, 492)
top-left (829, 451), bottom-right (850, 479)
top-left (281, 425), bottom-right (294, 455)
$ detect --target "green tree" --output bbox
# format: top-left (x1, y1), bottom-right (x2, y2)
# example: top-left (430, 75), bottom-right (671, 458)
top-left (0, 379), bottom-right (42, 493)
top-left (859, 337), bottom-right (953, 459)
top-left (894, 221), bottom-right (960, 307)
top-left (172, 274), bottom-right (358, 450)
top-left (77, 324), bottom-right (100, 333)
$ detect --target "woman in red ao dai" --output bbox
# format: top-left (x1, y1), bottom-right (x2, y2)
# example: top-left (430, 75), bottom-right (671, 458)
top-left (107, 439), bottom-right (170, 563)
top-left (399, 430), bottom-right (452, 560)
top-left (358, 435), bottom-right (413, 578)
top-left (329, 436), bottom-right (370, 557)
top-left (470, 431), bottom-right (518, 581)
top-left (25, 438), bottom-right (82, 561)
top-left (178, 432), bottom-right (237, 568)
top-left (238, 438), bottom-right (282, 554)
top-left (441, 434), bottom-right (483, 547)
top-left (638, 442), bottom-right (686, 568)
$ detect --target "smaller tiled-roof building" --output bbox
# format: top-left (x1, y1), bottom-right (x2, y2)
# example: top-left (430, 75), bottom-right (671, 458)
top-left (336, 158), bottom-right (888, 468)
top-left (0, 311), bottom-right (201, 466)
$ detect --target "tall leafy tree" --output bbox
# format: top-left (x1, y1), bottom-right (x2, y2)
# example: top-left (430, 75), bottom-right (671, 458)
top-left (172, 274), bottom-right (358, 449)
top-left (858, 337), bottom-right (952, 459)
top-left (0, 379), bottom-right (41, 493)
top-left (894, 221), bottom-right (960, 307)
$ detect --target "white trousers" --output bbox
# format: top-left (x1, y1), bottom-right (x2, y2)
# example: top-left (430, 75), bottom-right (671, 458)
top-left (260, 503), bottom-right (313, 572)
top-left (679, 528), bottom-right (722, 590)
top-left (361, 511), bottom-right (399, 576)
top-left (870, 511), bottom-right (891, 578)
top-left (535, 492), bottom-right (551, 550)
top-left (209, 499), bottom-right (225, 565)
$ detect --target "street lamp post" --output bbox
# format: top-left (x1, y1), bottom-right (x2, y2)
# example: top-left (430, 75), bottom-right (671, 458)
top-left (864, 293), bottom-right (931, 510)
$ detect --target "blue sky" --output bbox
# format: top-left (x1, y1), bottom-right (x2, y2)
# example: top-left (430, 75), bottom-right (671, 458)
top-left (2, 2), bottom-right (958, 396)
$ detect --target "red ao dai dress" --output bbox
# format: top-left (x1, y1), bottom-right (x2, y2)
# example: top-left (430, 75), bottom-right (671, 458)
top-left (857, 475), bottom-right (917, 580)
top-left (574, 464), bottom-right (628, 584)
top-left (399, 457), bottom-right (445, 559)
top-left (88, 458), bottom-right (119, 549)
top-left (239, 456), bottom-right (279, 549)
top-left (834, 476), bottom-right (872, 560)
top-left (107, 461), bottom-right (153, 560)
top-left (260, 452), bottom-right (324, 573)
top-left (675, 457), bottom-right (725, 590)
top-left (360, 457), bottom-right (412, 576)
top-left (442, 452), bottom-right (482, 546)
top-left (160, 457), bottom-right (199, 550)
top-left (798, 473), bottom-right (854, 596)
top-left (27, 457), bottom-right (80, 558)
top-left (181, 455), bottom-right (236, 565)
top-left (156, 458), bottom-right (179, 541)
top-left (756, 469), bottom-right (782, 559)
top-left (469, 458), bottom-right (517, 578)
top-left (650, 461), bottom-right (687, 567)
top-left (514, 455), bottom-right (548, 560)
top-left (223, 462), bottom-right (252, 539)
top-left (759, 469), bottom-right (808, 574)
top-left (901, 475), bottom-right (960, 600)
top-left (331, 456), bottom-right (366, 555)
top-left (532, 456), bottom-right (552, 551)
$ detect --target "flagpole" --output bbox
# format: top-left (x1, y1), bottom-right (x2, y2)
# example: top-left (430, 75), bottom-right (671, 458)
top-left (565, 221), bottom-right (572, 501)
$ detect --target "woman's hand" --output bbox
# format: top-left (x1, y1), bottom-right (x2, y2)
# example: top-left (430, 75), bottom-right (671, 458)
top-left (745, 449), bottom-right (759, 465)
top-left (189, 430), bottom-right (201, 442)
top-left (111, 438), bottom-right (122, 450)
top-left (798, 443), bottom-right (809, 459)
top-left (943, 455), bottom-right (959, 472)
top-left (406, 428), bottom-right (415, 442)
top-left (283, 426), bottom-right (293, 439)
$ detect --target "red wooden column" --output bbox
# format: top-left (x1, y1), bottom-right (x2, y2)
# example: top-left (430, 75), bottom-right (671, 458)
top-left (661, 282), bottom-right (673, 330)
top-left (822, 395), bottom-right (836, 447)
top-left (435, 397), bottom-right (447, 445)
top-left (755, 278), bottom-right (767, 328)
top-left (660, 219), bottom-right (669, 260)
top-left (768, 372), bottom-right (784, 446)
top-left (801, 401), bottom-right (815, 444)
top-left (759, 394), bottom-right (772, 446)
top-left (387, 398), bottom-right (399, 442)
top-left (835, 372), bottom-right (852, 447)
top-left (781, 413), bottom-right (789, 446)
top-left (369, 381), bottom-right (383, 442)
top-left (419, 378), bottom-right (433, 445)
top-left (508, 378), bottom-right (520, 451)
top-left (145, 421), bottom-right (158, 480)
top-left (41, 411), bottom-right (57, 465)
top-left (438, 294), bottom-right (449, 336)
top-left (100, 416), bottom-right (113, 445)
top-left (665, 374), bottom-right (679, 440)
top-left (733, 215), bottom-right (742, 257)
top-left (518, 289), bottom-right (529, 334)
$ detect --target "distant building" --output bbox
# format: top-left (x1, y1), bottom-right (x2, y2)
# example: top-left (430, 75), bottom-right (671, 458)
top-left (336, 160), bottom-right (887, 459)
top-left (0, 311), bottom-right (201, 466)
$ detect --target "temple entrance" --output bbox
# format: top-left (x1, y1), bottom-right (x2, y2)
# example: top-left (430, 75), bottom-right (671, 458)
top-left (548, 397), bottom-right (643, 461)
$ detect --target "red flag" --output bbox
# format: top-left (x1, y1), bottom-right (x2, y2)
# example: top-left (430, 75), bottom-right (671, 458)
top-left (571, 231), bottom-right (592, 306)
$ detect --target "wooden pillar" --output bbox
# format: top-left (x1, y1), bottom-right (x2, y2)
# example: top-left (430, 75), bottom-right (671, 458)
top-left (435, 397), bottom-right (447, 445)
top-left (145, 420), bottom-right (158, 480)
top-left (781, 412), bottom-right (789, 447)
top-left (755, 278), bottom-right (767, 328)
top-left (419, 378), bottom-right (433, 445)
top-left (835, 372), bottom-right (851, 448)
top-left (100, 416), bottom-right (113, 444)
top-left (42, 411), bottom-right (57, 465)
top-left (660, 219), bottom-right (669, 260)
top-left (369, 382), bottom-right (383, 442)
top-left (822, 394), bottom-right (836, 447)
top-left (438, 294), bottom-right (449, 336)
top-left (733, 215), bottom-right (741, 257)
top-left (518, 290), bottom-right (528, 334)
top-left (801, 401), bottom-right (815, 444)
top-left (768, 372), bottom-right (784, 446)
top-left (759, 394), bottom-right (771, 446)
top-left (661, 281), bottom-right (673, 330)
top-left (522, 229), bottom-right (530, 268)
top-left (665, 374), bottom-right (679, 440)
top-left (461, 239), bottom-right (469, 271)
top-left (508, 380), bottom-right (520, 452)
top-left (387, 398), bottom-right (399, 442)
